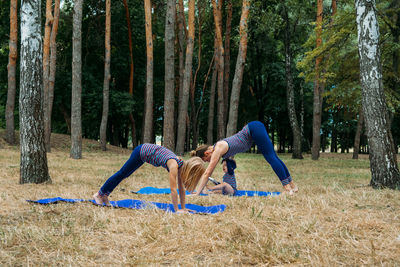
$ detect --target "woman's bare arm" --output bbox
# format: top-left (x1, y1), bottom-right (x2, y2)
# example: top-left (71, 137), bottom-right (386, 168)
top-left (193, 142), bottom-right (228, 195)
top-left (167, 160), bottom-right (180, 211)
top-left (177, 170), bottom-right (186, 210)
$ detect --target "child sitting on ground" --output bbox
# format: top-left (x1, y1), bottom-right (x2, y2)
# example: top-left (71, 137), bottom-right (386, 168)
top-left (205, 158), bottom-right (237, 196)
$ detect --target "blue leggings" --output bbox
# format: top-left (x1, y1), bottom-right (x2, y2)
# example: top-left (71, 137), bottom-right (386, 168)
top-left (99, 145), bottom-right (144, 196)
top-left (248, 121), bottom-right (292, 185)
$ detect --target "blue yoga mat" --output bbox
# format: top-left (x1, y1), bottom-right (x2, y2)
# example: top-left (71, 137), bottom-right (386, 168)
top-left (132, 187), bottom-right (281, 197)
top-left (27, 197), bottom-right (226, 214)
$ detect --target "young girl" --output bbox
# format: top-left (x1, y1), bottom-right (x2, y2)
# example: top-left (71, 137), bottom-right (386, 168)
top-left (93, 143), bottom-right (205, 213)
top-left (205, 158), bottom-right (237, 196)
top-left (190, 121), bottom-right (298, 195)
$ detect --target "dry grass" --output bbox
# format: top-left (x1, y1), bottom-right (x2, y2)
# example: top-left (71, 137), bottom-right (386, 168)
top-left (0, 132), bottom-right (400, 266)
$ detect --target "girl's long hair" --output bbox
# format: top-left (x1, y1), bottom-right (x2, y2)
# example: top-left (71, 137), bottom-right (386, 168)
top-left (180, 157), bottom-right (206, 192)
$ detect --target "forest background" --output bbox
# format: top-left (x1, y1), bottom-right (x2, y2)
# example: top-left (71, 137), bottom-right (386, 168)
top-left (2, 0), bottom-right (399, 156)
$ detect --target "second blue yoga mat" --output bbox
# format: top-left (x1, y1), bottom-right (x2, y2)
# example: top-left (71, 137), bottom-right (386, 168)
top-left (131, 186), bottom-right (281, 197)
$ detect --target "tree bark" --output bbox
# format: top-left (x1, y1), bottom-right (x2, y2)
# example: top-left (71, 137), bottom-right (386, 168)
top-left (311, 0), bottom-right (324, 160)
top-left (43, 0), bottom-right (53, 152)
top-left (163, 0), bottom-right (176, 151)
top-left (226, 0), bottom-right (249, 137)
top-left (71, 0), bottom-right (83, 159)
top-left (223, 0), bottom-right (232, 129)
top-left (356, 0), bottom-right (400, 189)
top-left (6, 0), bottom-right (18, 145)
top-left (100, 0), bottom-right (111, 150)
top-left (19, 0), bottom-right (50, 184)
top-left (212, 0), bottom-right (225, 140)
top-left (190, 1), bottom-right (204, 150)
top-left (353, 108), bottom-right (364, 159)
top-left (207, 56), bottom-right (218, 145)
top-left (143, 0), bottom-right (154, 144)
top-left (177, 0), bottom-right (185, 109)
top-left (300, 84), bottom-right (304, 133)
top-left (47, 0), bottom-right (61, 152)
top-left (176, 0), bottom-right (195, 155)
top-left (283, 6), bottom-right (303, 159)
top-left (122, 0), bottom-right (137, 148)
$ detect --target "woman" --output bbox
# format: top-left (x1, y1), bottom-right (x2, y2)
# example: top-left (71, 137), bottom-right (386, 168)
top-left (190, 121), bottom-right (298, 195)
top-left (93, 143), bottom-right (205, 213)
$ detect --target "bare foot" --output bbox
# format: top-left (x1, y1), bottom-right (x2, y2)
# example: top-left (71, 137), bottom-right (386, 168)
top-left (289, 181), bottom-right (298, 193)
top-left (93, 192), bottom-right (111, 206)
top-left (283, 184), bottom-right (294, 195)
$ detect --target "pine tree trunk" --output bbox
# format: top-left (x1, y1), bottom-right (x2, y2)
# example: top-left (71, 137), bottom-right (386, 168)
top-left (143, 0), bottom-right (154, 144)
top-left (353, 109), bottom-right (364, 159)
top-left (122, 0), bottom-right (137, 148)
top-left (71, 0), bottom-right (83, 159)
top-left (43, 0), bottom-right (53, 152)
top-left (190, 2), bottom-right (204, 150)
top-left (356, 0), bottom-right (400, 189)
top-left (6, 0), bottom-right (18, 145)
top-left (300, 84), bottom-right (304, 142)
top-left (176, 0), bottom-right (195, 155)
top-left (100, 0), bottom-right (111, 150)
top-left (177, 0), bottom-right (185, 108)
top-left (283, 7), bottom-right (303, 159)
top-left (163, 0), bottom-right (176, 151)
top-left (19, 0), bottom-right (50, 184)
top-left (223, 0), bottom-right (232, 129)
top-left (311, 0), bottom-right (324, 160)
top-left (207, 57), bottom-right (217, 145)
top-left (226, 0), bottom-right (249, 137)
top-left (212, 0), bottom-right (225, 140)
top-left (47, 0), bottom-right (61, 152)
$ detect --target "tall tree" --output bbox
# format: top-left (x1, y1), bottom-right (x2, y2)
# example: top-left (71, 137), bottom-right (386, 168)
top-left (223, 0), bottom-right (233, 129)
top-left (355, 0), bottom-right (400, 189)
top-left (47, 0), bottom-right (61, 152)
top-left (212, 0), bottom-right (225, 139)
top-left (71, 0), bottom-right (83, 159)
top-left (177, 0), bottom-right (186, 109)
top-left (143, 0), bottom-right (154, 143)
top-left (19, 0), bottom-right (50, 183)
top-left (43, 0), bottom-right (53, 151)
top-left (176, 0), bottom-right (195, 155)
top-left (226, 0), bottom-right (250, 137)
top-left (163, 0), bottom-right (176, 151)
top-left (311, 0), bottom-right (324, 160)
top-left (207, 55), bottom-right (218, 144)
top-left (6, 0), bottom-right (18, 145)
top-left (100, 0), bottom-right (111, 150)
top-left (190, 0), bottom-right (204, 149)
top-left (122, 0), bottom-right (137, 148)
top-left (283, 5), bottom-right (303, 159)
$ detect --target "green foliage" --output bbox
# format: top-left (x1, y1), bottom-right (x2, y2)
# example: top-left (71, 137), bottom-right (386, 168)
top-left (1, 0), bottom-right (399, 153)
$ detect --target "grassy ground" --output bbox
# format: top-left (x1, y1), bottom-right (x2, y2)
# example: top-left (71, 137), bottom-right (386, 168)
top-left (0, 132), bottom-right (399, 266)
